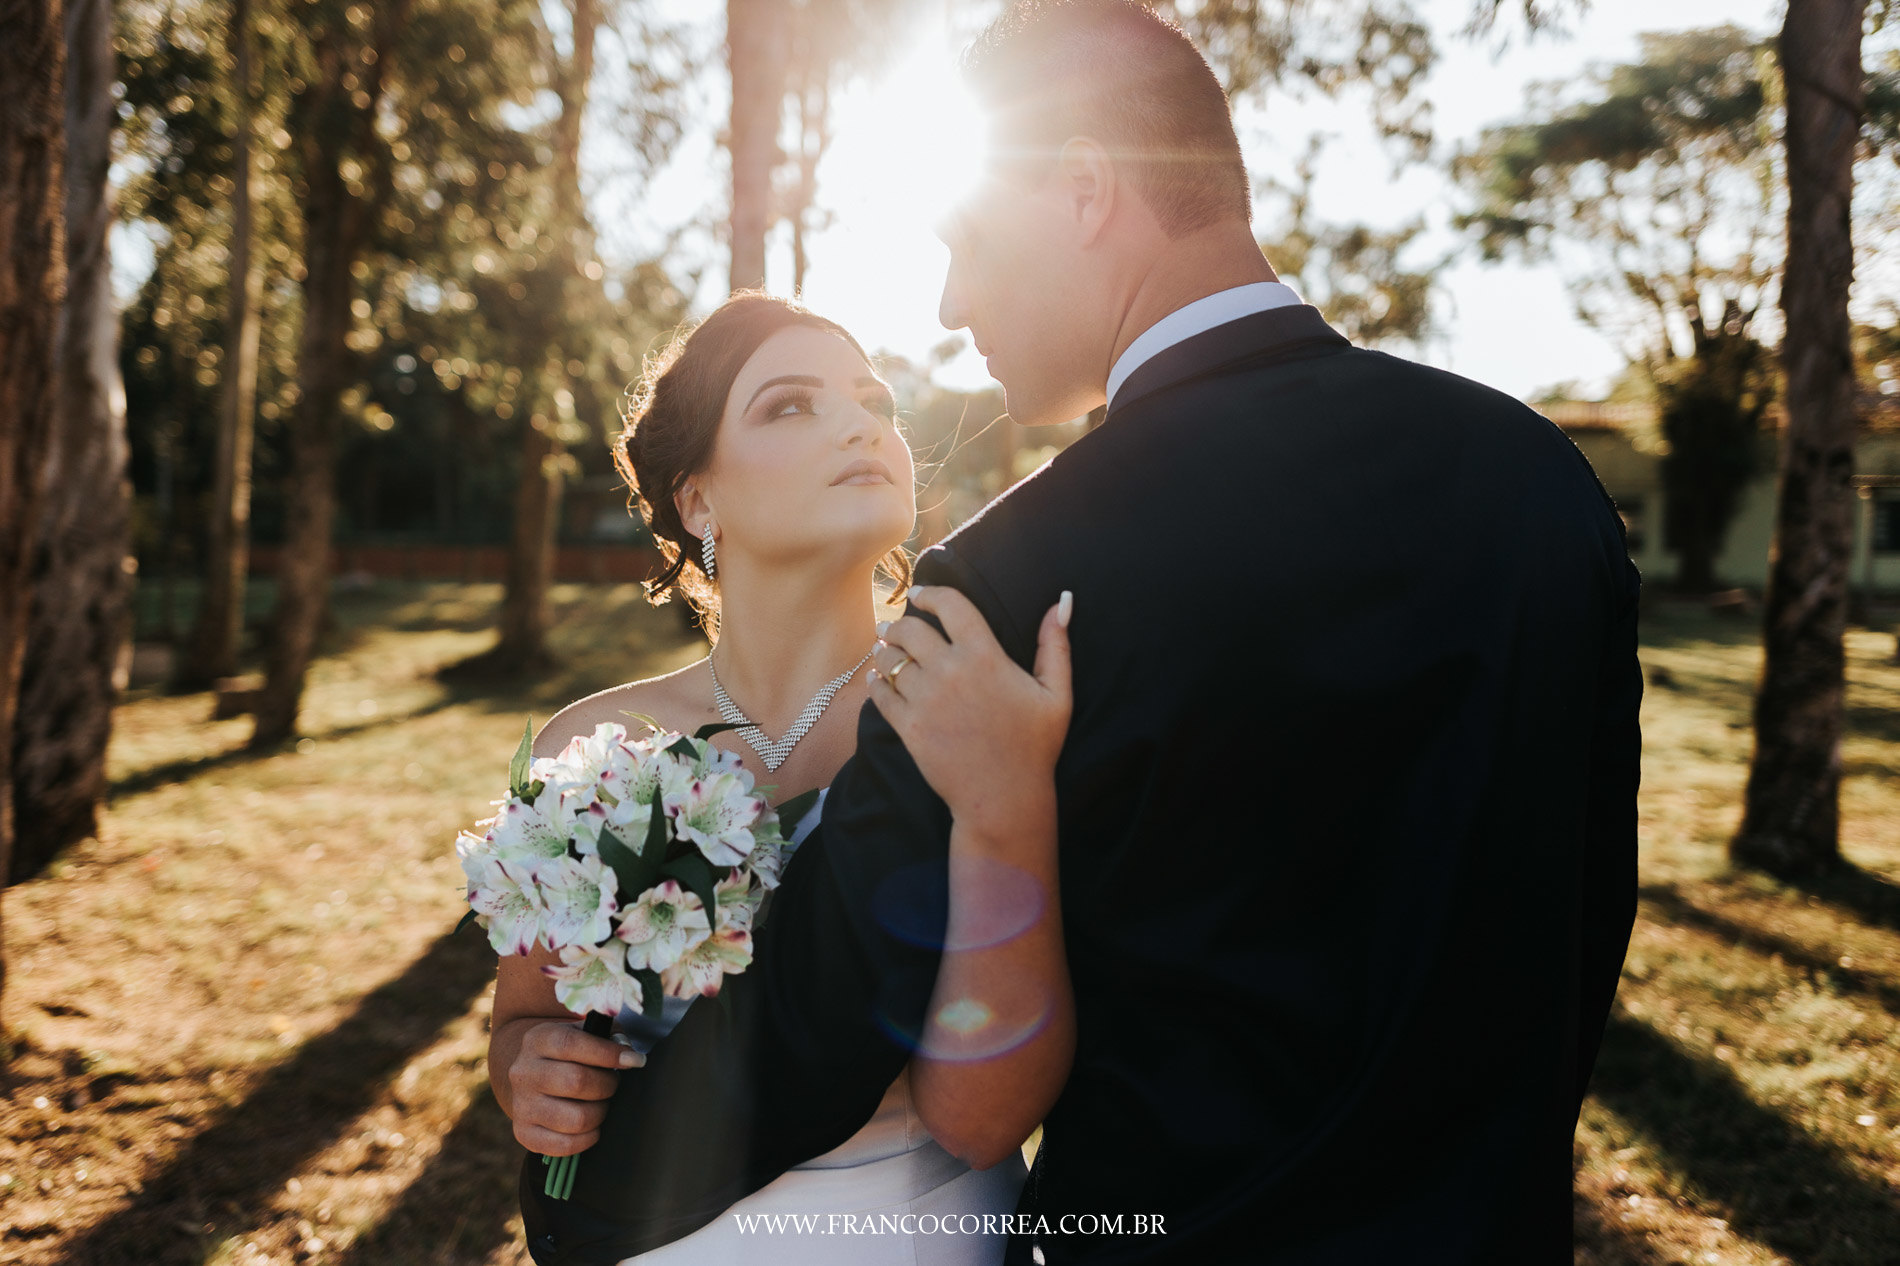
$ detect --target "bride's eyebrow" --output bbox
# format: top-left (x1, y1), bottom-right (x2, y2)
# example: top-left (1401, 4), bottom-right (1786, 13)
top-left (746, 374), bottom-right (822, 410)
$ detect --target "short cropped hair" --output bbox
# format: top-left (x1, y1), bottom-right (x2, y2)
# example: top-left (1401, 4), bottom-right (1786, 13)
top-left (962, 0), bottom-right (1252, 237)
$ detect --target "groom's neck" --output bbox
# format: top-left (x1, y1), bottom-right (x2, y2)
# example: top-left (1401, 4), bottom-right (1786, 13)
top-left (1108, 219), bottom-right (1280, 371)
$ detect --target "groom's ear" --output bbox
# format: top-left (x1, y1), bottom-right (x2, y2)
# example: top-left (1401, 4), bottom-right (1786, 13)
top-left (1055, 137), bottom-right (1116, 244)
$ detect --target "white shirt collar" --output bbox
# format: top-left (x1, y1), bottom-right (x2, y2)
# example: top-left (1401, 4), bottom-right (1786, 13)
top-left (1105, 281), bottom-right (1305, 409)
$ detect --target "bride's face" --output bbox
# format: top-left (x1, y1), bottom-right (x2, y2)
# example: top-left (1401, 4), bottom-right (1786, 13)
top-left (691, 325), bottom-right (916, 578)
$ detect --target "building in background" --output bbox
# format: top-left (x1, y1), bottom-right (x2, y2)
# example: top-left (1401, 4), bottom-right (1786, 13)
top-left (1543, 398), bottom-right (1900, 599)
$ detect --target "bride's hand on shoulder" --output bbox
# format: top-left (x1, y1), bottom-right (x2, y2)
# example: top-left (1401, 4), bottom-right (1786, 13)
top-left (870, 585), bottom-right (1072, 835)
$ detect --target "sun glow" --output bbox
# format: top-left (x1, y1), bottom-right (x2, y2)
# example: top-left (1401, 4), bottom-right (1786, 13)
top-left (789, 13), bottom-right (996, 389)
top-left (833, 36), bottom-right (988, 226)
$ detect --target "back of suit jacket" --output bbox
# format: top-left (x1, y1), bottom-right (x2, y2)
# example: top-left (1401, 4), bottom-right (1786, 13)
top-left (537, 304), bottom-right (1641, 1266)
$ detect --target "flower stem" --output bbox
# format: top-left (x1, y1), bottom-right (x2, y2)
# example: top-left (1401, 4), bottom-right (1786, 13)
top-left (541, 1010), bottom-right (616, 1201)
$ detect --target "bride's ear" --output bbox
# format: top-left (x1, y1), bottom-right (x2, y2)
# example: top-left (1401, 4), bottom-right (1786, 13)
top-left (676, 480), bottom-right (713, 539)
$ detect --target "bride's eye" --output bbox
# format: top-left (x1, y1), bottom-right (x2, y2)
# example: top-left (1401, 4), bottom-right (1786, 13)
top-left (765, 390), bottom-right (815, 419)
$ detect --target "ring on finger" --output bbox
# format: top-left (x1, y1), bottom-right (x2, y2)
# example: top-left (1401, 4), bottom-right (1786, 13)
top-left (885, 653), bottom-right (914, 684)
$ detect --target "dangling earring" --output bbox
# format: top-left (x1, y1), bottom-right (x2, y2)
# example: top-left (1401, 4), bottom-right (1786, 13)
top-left (701, 523), bottom-right (716, 580)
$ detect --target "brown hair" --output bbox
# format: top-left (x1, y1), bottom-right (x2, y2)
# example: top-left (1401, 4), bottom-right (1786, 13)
top-left (614, 292), bottom-right (913, 639)
top-left (963, 0), bottom-right (1251, 238)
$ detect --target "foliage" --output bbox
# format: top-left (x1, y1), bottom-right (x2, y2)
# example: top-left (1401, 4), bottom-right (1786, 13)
top-left (1257, 136), bottom-right (1437, 349)
top-left (1654, 312), bottom-right (1775, 592)
top-left (1451, 26), bottom-right (1805, 591)
top-left (113, 0), bottom-right (694, 585)
top-left (1155, 0), bottom-right (1437, 158)
top-left (1453, 25), bottom-right (1778, 369)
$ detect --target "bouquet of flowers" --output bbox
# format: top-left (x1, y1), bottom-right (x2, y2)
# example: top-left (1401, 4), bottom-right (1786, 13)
top-left (456, 717), bottom-right (817, 1199)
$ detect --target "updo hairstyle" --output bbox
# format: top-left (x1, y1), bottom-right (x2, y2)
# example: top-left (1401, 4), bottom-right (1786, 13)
top-left (613, 292), bottom-right (913, 639)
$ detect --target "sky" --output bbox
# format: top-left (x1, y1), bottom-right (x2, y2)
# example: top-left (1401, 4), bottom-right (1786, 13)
top-left (594, 0), bottom-right (1787, 402)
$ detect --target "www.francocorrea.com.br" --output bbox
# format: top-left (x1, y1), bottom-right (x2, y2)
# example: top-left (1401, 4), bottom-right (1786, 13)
top-left (730, 1212), bottom-right (1167, 1237)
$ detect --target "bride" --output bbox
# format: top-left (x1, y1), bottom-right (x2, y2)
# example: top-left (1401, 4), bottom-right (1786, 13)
top-left (485, 292), bottom-right (1075, 1264)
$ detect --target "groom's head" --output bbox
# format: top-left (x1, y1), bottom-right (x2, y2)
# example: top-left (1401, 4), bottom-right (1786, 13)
top-left (938, 1), bottom-right (1253, 426)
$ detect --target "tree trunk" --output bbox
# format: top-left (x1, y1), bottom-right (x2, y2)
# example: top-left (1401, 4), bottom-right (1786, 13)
top-left (252, 7), bottom-right (395, 746)
top-left (727, 0), bottom-right (787, 293)
top-left (1731, 0), bottom-right (1866, 877)
top-left (485, 0), bottom-right (599, 673)
top-left (788, 61), bottom-right (827, 297)
top-left (180, 0), bottom-right (262, 691)
top-left (10, 0), bottom-right (129, 884)
top-left (0, 0), bottom-right (67, 1018)
top-left (496, 417), bottom-right (563, 669)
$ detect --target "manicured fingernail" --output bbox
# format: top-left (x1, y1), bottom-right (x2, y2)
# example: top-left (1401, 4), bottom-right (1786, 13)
top-left (876, 620), bottom-right (890, 637)
top-left (1057, 590), bottom-right (1073, 629)
top-left (618, 1049), bottom-right (639, 1068)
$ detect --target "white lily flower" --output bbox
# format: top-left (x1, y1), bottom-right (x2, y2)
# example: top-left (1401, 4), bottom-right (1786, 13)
top-left (741, 815), bottom-right (790, 890)
top-left (485, 796), bottom-right (571, 865)
top-left (713, 868), bottom-right (760, 932)
top-left (468, 857), bottom-right (546, 956)
top-left (529, 756), bottom-right (607, 855)
top-left (599, 739), bottom-right (669, 842)
top-left (536, 852), bottom-right (620, 950)
top-left (664, 771), bottom-right (764, 868)
top-left (455, 827), bottom-right (498, 889)
top-left (616, 880), bottom-right (711, 973)
top-left (661, 926), bottom-right (754, 999)
top-left (557, 722), bottom-right (630, 775)
top-left (543, 940), bottom-right (644, 1017)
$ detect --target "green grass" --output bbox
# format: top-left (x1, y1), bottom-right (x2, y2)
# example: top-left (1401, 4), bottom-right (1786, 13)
top-left (1, 584), bottom-right (1896, 1263)
top-left (1574, 603), bottom-right (1900, 1266)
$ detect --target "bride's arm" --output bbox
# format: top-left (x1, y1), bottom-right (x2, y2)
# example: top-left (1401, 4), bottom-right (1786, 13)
top-left (870, 585), bottom-right (1074, 1170)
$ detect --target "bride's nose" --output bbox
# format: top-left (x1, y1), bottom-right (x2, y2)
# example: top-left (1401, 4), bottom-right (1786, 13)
top-left (839, 400), bottom-right (882, 448)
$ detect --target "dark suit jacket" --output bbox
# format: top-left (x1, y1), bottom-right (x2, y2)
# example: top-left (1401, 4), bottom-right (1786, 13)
top-left (521, 303), bottom-right (1643, 1264)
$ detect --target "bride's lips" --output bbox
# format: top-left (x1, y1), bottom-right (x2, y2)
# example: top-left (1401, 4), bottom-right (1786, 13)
top-left (831, 458), bottom-right (893, 486)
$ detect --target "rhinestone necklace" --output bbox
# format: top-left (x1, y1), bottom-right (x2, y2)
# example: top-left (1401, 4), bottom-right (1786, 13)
top-left (709, 646), bottom-right (875, 773)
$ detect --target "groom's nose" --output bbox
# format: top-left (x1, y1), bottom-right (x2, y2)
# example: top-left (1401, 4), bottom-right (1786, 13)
top-left (938, 271), bottom-right (969, 333)
top-left (938, 247), bottom-right (972, 330)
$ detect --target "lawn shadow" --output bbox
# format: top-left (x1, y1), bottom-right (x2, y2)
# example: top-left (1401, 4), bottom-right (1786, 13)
top-left (1637, 884), bottom-right (1900, 1016)
top-left (1846, 692), bottom-right (1900, 746)
top-left (58, 927), bottom-right (498, 1265)
top-left (1588, 1011), bottom-right (1900, 1264)
top-left (1788, 863), bottom-right (1900, 938)
top-left (1572, 1193), bottom-right (1676, 1266)
top-left (108, 692), bottom-right (469, 800)
top-left (333, 1090), bottom-right (527, 1266)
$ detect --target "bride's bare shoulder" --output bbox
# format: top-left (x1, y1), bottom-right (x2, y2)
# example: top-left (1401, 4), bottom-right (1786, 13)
top-left (532, 659), bottom-right (714, 759)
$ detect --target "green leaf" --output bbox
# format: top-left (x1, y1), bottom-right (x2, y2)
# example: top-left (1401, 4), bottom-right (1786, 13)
top-left (773, 788), bottom-right (822, 838)
top-left (636, 968), bottom-right (663, 1019)
top-left (598, 824), bottom-right (661, 899)
top-left (618, 709), bottom-right (664, 735)
top-left (508, 717), bottom-right (535, 799)
top-left (665, 734), bottom-right (701, 762)
top-left (643, 793), bottom-right (670, 859)
top-left (455, 907), bottom-right (479, 935)
top-left (660, 852), bottom-right (721, 929)
top-left (693, 722), bottom-right (743, 741)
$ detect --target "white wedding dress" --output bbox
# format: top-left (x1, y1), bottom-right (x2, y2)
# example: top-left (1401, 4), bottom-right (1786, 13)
top-left (614, 787), bottom-right (1027, 1265)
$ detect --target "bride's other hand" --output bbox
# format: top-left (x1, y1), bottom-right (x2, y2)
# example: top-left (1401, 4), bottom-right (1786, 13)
top-left (869, 585), bottom-right (1073, 829)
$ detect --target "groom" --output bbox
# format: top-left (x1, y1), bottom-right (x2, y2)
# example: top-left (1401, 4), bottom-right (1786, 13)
top-left (526, 2), bottom-right (1641, 1262)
